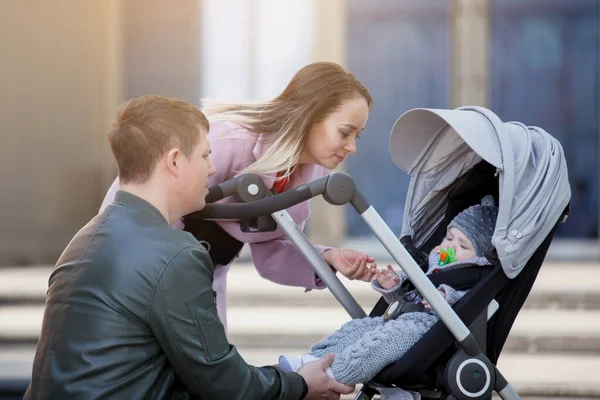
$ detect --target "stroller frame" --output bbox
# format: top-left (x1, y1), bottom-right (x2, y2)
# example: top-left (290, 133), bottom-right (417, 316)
top-left (197, 170), bottom-right (529, 400)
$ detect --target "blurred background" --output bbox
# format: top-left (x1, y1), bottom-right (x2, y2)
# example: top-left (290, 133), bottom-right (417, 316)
top-left (1, 0), bottom-right (600, 398)
top-left (1, 0), bottom-right (599, 265)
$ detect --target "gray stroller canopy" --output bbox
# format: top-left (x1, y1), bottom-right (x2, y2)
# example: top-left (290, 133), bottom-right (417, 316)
top-left (389, 106), bottom-right (571, 279)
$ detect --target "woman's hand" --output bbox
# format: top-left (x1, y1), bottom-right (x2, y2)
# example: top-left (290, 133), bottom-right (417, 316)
top-left (322, 248), bottom-right (377, 282)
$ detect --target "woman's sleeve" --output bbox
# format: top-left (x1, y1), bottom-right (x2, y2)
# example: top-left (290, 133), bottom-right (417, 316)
top-left (217, 217), bottom-right (333, 290)
top-left (248, 238), bottom-right (332, 290)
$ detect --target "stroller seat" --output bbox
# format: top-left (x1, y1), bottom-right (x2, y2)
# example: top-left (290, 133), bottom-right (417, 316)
top-left (367, 161), bottom-right (569, 399)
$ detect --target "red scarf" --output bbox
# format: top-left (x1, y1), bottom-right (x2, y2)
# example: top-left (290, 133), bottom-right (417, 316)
top-left (272, 171), bottom-right (292, 194)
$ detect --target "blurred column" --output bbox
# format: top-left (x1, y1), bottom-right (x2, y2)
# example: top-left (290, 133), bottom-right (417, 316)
top-left (253, 0), bottom-right (314, 100)
top-left (201, 0), bottom-right (313, 101)
top-left (122, 0), bottom-right (201, 104)
top-left (305, 0), bottom-right (348, 247)
top-left (312, 0), bottom-right (347, 67)
top-left (452, 0), bottom-right (490, 107)
top-left (0, 0), bottom-right (123, 265)
top-left (201, 0), bottom-right (253, 100)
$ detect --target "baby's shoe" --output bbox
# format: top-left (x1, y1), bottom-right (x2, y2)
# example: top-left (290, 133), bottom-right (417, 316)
top-left (278, 355), bottom-right (302, 372)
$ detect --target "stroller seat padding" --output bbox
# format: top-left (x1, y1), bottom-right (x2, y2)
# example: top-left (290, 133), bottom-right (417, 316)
top-left (370, 263), bottom-right (506, 386)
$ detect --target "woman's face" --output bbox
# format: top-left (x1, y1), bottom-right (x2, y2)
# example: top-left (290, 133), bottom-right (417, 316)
top-left (300, 97), bottom-right (370, 169)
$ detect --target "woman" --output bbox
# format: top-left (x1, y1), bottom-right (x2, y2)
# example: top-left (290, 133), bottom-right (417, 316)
top-left (100, 62), bottom-right (375, 327)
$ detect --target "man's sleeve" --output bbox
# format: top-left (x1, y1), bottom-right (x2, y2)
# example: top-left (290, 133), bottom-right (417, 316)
top-left (149, 245), bottom-right (305, 400)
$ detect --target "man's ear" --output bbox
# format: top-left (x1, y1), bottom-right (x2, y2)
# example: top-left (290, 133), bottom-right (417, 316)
top-left (165, 148), bottom-right (181, 176)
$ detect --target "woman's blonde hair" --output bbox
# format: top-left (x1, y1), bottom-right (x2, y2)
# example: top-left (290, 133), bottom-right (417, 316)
top-left (201, 62), bottom-right (373, 177)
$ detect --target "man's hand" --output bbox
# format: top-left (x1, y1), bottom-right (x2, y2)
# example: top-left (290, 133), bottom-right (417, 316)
top-left (374, 264), bottom-right (400, 290)
top-left (322, 248), bottom-right (377, 282)
top-left (297, 353), bottom-right (355, 400)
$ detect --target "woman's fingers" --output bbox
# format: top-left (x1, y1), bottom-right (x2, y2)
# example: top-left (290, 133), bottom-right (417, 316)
top-left (353, 255), bottom-right (368, 280)
top-left (345, 254), bottom-right (362, 280)
top-left (336, 250), bottom-right (382, 282)
top-left (351, 256), bottom-right (373, 281)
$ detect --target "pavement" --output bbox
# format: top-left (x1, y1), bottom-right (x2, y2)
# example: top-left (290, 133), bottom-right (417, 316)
top-left (1, 261), bottom-right (600, 398)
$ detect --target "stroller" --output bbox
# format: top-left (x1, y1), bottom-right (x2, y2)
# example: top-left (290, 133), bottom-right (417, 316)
top-left (194, 106), bottom-right (571, 400)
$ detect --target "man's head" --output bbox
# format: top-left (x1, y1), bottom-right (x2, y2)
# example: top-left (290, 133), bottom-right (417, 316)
top-left (108, 95), bottom-right (215, 214)
top-left (441, 195), bottom-right (498, 261)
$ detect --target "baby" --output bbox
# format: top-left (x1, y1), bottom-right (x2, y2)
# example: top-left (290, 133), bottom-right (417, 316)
top-left (279, 196), bottom-right (498, 398)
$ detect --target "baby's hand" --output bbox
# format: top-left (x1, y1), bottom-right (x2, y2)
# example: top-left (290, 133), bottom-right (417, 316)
top-left (375, 265), bottom-right (400, 290)
top-left (423, 288), bottom-right (447, 310)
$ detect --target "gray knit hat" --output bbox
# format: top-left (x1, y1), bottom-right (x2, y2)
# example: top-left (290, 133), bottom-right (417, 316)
top-left (447, 195), bottom-right (498, 257)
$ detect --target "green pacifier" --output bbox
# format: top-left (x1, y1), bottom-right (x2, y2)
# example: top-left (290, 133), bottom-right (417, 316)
top-left (438, 248), bottom-right (456, 266)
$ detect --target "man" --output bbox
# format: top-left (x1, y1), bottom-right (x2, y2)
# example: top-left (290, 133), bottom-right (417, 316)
top-left (25, 95), bottom-right (354, 399)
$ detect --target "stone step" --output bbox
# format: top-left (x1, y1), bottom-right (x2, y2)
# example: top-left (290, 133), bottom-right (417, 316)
top-left (2, 261), bottom-right (599, 398)
top-left (3, 345), bottom-right (599, 398)
top-left (3, 263), bottom-right (600, 310)
top-left (3, 303), bottom-right (600, 355)
top-left (226, 262), bottom-right (600, 311)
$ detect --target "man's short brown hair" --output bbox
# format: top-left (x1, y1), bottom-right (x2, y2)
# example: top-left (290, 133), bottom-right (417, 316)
top-left (108, 95), bottom-right (210, 184)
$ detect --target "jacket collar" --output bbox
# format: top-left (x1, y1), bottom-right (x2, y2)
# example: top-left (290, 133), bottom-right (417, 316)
top-left (114, 190), bottom-right (169, 226)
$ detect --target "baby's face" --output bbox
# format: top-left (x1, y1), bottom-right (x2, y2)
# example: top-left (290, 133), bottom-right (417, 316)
top-left (440, 227), bottom-right (476, 262)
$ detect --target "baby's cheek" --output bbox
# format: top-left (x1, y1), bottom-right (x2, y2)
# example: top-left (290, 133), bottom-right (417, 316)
top-left (456, 248), bottom-right (476, 262)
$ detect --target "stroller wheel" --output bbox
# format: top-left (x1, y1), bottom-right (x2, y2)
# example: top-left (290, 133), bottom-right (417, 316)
top-left (445, 351), bottom-right (495, 400)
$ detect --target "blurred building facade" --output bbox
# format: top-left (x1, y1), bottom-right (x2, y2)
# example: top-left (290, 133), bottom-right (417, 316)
top-left (344, 0), bottom-right (599, 242)
top-left (0, 0), bottom-right (598, 265)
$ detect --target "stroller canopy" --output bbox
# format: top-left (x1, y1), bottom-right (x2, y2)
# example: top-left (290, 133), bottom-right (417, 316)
top-left (389, 106), bottom-right (570, 278)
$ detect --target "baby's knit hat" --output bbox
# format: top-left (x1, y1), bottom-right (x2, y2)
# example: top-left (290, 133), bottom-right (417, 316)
top-left (447, 195), bottom-right (498, 257)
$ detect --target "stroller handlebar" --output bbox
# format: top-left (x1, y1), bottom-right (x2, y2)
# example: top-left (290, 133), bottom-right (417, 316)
top-left (198, 172), bottom-right (370, 219)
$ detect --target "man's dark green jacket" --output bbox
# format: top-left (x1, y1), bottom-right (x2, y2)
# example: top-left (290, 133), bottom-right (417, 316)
top-left (24, 190), bottom-right (305, 400)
